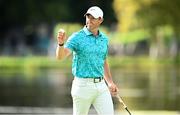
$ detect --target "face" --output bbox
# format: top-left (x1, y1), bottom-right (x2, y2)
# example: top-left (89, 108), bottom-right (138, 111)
top-left (85, 14), bottom-right (103, 31)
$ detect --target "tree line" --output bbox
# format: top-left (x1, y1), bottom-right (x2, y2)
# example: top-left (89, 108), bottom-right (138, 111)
top-left (1, 0), bottom-right (179, 59)
top-left (114, 0), bottom-right (180, 59)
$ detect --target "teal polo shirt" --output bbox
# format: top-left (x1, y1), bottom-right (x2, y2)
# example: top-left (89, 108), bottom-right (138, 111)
top-left (64, 26), bottom-right (109, 78)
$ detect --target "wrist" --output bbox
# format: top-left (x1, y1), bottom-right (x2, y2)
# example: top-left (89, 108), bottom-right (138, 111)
top-left (58, 42), bottom-right (64, 46)
top-left (107, 81), bottom-right (114, 86)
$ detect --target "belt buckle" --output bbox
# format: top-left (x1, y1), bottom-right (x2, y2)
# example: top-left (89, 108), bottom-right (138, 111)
top-left (93, 77), bottom-right (101, 83)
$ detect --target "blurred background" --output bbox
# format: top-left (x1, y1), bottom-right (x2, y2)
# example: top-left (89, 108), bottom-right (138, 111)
top-left (0, 0), bottom-right (180, 114)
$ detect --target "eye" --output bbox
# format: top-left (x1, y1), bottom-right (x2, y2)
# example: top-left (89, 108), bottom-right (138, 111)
top-left (86, 14), bottom-right (90, 17)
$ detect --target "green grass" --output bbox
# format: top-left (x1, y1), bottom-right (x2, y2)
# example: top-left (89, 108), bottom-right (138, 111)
top-left (0, 56), bottom-right (71, 69)
top-left (108, 56), bottom-right (178, 68)
top-left (0, 56), bottom-right (178, 69)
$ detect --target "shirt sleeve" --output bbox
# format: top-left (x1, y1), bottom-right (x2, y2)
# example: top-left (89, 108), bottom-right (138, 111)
top-left (104, 37), bottom-right (109, 60)
top-left (64, 33), bottom-right (78, 52)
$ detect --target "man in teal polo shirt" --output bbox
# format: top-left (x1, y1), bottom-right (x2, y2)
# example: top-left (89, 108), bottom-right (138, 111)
top-left (56, 6), bottom-right (119, 115)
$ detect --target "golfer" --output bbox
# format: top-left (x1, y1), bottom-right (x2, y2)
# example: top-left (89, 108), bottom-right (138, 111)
top-left (56, 6), bottom-right (119, 115)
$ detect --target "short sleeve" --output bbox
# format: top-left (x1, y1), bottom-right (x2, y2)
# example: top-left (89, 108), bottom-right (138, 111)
top-left (64, 33), bottom-right (78, 52)
top-left (104, 37), bottom-right (109, 60)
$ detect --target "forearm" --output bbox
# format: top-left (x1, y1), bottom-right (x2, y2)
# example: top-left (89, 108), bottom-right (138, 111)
top-left (104, 59), bottom-right (119, 96)
top-left (56, 45), bottom-right (72, 60)
top-left (104, 60), bottom-right (114, 85)
top-left (56, 46), bottom-right (66, 60)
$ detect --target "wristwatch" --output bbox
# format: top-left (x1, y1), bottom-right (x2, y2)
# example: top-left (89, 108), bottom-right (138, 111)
top-left (58, 43), bottom-right (64, 46)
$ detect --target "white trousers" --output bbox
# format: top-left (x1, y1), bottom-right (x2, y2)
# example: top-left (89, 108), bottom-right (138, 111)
top-left (71, 77), bottom-right (114, 115)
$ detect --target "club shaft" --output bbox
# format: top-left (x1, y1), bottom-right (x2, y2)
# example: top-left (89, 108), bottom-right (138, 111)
top-left (125, 107), bottom-right (132, 115)
top-left (117, 95), bottom-right (127, 108)
top-left (117, 95), bottom-right (132, 115)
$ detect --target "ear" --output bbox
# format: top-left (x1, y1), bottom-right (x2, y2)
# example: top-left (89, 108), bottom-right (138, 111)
top-left (99, 17), bottom-right (104, 24)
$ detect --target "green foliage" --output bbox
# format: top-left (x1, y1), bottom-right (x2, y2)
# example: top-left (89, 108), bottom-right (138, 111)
top-left (109, 29), bottom-right (149, 44)
top-left (112, 0), bottom-right (180, 58)
top-left (0, 56), bottom-right (71, 69)
top-left (136, 0), bottom-right (180, 35)
top-left (54, 23), bottom-right (83, 38)
top-left (0, 0), bottom-right (71, 24)
top-left (0, 0), bottom-right (116, 25)
top-left (53, 23), bottom-right (173, 45)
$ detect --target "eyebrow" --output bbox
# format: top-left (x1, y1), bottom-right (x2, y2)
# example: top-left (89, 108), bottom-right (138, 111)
top-left (86, 14), bottom-right (97, 19)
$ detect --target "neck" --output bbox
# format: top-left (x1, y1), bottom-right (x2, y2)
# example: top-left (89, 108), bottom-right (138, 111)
top-left (88, 28), bottom-right (99, 36)
top-left (91, 30), bottom-right (99, 36)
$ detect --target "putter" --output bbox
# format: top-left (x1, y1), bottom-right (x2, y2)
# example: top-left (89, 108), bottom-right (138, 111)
top-left (116, 95), bottom-right (132, 115)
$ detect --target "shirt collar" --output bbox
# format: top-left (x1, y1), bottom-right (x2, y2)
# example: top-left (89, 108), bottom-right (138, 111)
top-left (83, 26), bottom-right (102, 37)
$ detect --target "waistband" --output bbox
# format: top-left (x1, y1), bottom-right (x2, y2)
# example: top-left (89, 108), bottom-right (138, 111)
top-left (74, 77), bottom-right (104, 83)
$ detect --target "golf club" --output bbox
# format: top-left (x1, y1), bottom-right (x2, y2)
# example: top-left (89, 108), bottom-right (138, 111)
top-left (116, 95), bottom-right (132, 115)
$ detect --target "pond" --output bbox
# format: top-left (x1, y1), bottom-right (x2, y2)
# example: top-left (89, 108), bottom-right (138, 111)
top-left (0, 66), bottom-right (179, 111)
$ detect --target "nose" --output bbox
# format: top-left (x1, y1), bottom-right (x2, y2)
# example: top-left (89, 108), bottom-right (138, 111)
top-left (86, 18), bottom-right (92, 24)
